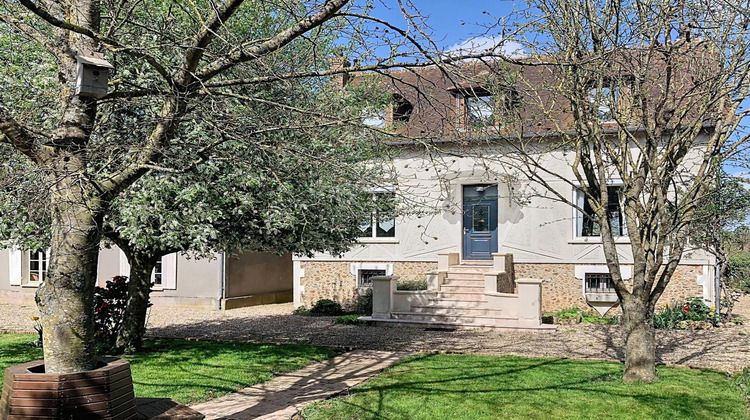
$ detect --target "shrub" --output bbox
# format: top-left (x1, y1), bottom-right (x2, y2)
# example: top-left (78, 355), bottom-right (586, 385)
top-left (310, 299), bottom-right (343, 315)
top-left (294, 306), bottom-right (311, 315)
top-left (354, 288), bottom-right (373, 315)
top-left (544, 307), bottom-right (618, 325)
top-left (728, 252), bottom-right (750, 294)
top-left (397, 279), bottom-right (428, 291)
top-left (334, 314), bottom-right (364, 325)
top-left (653, 297), bottom-right (719, 329)
top-left (94, 275), bottom-right (132, 352)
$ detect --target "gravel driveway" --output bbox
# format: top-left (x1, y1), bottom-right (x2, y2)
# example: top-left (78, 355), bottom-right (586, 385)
top-left (3, 297), bottom-right (749, 373)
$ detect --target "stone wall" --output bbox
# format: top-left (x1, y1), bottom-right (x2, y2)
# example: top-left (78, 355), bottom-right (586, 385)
top-left (299, 261), bottom-right (437, 309)
top-left (515, 263), bottom-right (705, 315)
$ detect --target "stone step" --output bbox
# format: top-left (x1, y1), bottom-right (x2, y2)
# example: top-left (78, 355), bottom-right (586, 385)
top-left (439, 285), bottom-right (485, 293)
top-left (442, 279), bottom-right (485, 287)
top-left (427, 298), bottom-right (489, 308)
top-left (445, 272), bottom-right (485, 281)
top-left (391, 311), bottom-right (521, 327)
top-left (411, 305), bottom-right (505, 317)
top-left (436, 291), bottom-right (485, 300)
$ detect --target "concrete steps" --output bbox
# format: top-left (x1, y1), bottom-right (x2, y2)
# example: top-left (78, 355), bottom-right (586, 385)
top-left (365, 260), bottom-right (555, 331)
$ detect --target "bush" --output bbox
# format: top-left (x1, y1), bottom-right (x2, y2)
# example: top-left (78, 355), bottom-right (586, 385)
top-left (653, 297), bottom-right (719, 329)
top-left (354, 288), bottom-right (373, 315)
top-left (543, 307), bottom-right (618, 325)
top-left (728, 252), bottom-right (750, 294)
top-left (397, 279), bottom-right (428, 291)
top-left (310, 299), bottom-right (343, 315)
top-left (334, 314), bottom-right (364, 325)
top-left (94, 275), bottom-right (132, 352)
top-left (294, 306), bottom-right (311, 315)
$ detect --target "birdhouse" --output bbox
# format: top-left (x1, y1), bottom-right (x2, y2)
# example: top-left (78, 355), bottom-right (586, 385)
top-left (75, 53), bottom-right (114, 98)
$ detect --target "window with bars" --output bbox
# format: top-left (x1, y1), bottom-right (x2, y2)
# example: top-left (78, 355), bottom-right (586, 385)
top-left (585, 272), bottom-right (615, 293)
top-left (358, 269), bottom-right (386, 287)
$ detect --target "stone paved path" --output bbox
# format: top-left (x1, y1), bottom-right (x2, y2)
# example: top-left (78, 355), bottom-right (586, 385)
top-left (190, 349), bottom-right (410, 420)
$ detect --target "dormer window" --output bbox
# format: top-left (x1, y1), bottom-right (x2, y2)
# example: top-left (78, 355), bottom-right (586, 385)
top-left (392, 95), bottom-right (413, 123)
top-left (363, 109), bottom-right (386, 128)
top-left (363, 95), bottom-right (413, 128)
top-left (587, 81), bottom-right (619, 121)
top-left (458, 87), bottom-right (520, 129)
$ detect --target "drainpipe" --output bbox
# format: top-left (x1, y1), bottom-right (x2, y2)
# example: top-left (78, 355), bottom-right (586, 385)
top-left (217, 252), bottom-right (226, 310)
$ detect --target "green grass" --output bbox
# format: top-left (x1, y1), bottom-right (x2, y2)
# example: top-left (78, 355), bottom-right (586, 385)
top-left (0, 334), bottom-right (338, 404)
top-left (300, 354), bottom-right (749, 420)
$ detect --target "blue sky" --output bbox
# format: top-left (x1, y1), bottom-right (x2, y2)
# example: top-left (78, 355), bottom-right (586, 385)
top-left (369, 1), bottom-right (520, 51)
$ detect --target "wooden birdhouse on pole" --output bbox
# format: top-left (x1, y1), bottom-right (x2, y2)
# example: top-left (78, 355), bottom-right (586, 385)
top-left (75, 52), bottom-right (114, 98)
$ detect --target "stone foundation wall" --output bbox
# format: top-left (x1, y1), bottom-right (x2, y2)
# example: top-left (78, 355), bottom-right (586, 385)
top-left (515, 263), bottom-right (705, 315)
top-left (298, 261), bottom-right (437, 309)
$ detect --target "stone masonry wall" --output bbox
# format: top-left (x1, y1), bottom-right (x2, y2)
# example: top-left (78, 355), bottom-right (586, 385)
top-left (299, 261), bottom-right (437, 309)
top-left (515, 263), bottom-right (705, 315)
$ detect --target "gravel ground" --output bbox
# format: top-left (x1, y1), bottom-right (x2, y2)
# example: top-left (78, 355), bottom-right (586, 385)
top-left (3, 297), bottom-right (749, 373)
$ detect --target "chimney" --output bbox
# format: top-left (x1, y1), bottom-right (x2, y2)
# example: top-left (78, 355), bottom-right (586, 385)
top-left (328, 57), bottom-right (350, 88)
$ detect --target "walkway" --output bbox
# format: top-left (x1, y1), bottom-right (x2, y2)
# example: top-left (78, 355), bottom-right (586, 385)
top-left (190, 349), bottom-right (411, 420)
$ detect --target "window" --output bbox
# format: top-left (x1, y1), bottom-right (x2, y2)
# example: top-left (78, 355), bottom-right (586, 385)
top-left (460, 87), bottom-right (520, 128)
top-left (359, 269), bottom-right (386, 287)
top-left (359, 192), bottom-right (396, 238)
top-left (152, 257), bottom-right (163, 287)
top-left (467, 91), bottom-right (496, 126)
top-left (575, 186), bottom-right (626, 237)
top-left (350, 263), bottom-right (393, 287)
top-left (585, 272), bottom-right (615, 293)
top-left (392, 95), bottom-right (413, 123)
top-left (363, 108), bottom-right (386, 128)
top-left (27, 250), bottom-right (48, 284)
top-left (587, 83), bottom-right (619, 120)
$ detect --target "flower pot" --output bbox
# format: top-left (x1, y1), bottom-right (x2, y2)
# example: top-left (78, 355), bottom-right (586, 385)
top-left (1, 357), bottom-right (137, 419)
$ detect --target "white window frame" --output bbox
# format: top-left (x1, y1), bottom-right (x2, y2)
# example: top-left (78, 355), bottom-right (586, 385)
top-left (359, 187), bottom-right (396, 239)
top-left (8, 248), bottom-right (50, 287)
top-left (350, 263), bottom-right (393, 287)
top-left (118, 250), bottom-right (177, 290)
top-left (587, 82), bottom-right (619, 121)
top-left (572, 182), bottom-right (628, 240)
top-left (25, 249), bottom-right (49, 285)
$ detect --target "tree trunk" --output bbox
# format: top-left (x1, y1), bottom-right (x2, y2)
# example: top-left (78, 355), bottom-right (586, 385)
top-left (621, 297), bottom-right (657, 382)
top-left (115, 253), bottom-right (158, 354)
top-left (35, 180), bottom-right (103, 374)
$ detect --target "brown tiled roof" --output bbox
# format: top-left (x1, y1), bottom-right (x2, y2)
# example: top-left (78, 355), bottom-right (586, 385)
top-left (357, 43), bottom-right (719, 142)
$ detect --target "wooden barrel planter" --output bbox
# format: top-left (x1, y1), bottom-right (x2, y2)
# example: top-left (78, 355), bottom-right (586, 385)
top-left (1, 357), bottom-right (137, 420)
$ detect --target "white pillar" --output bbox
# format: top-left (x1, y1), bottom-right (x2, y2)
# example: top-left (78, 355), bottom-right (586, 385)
top-left (371, 275), bottom-right (399, 319)
top-left (516, 278), bottom-right (543, 327)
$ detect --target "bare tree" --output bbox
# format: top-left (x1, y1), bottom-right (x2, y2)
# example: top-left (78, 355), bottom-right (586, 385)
top-left (466, 0), bottom-right (750, 381)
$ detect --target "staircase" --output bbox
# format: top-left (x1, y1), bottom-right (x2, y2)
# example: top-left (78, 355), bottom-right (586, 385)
top-left (382, 261), bottom-right (555, 330)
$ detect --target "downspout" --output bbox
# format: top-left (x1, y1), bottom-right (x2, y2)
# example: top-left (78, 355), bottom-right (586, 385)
top-left (217, 252), bottom-right (226, 310)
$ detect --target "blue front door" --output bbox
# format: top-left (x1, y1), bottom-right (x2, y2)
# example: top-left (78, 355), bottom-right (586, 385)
top-left (462, 184), bottom-right (498, 260)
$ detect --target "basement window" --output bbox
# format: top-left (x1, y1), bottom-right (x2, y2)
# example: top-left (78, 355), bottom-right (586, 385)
top-left (359, 269), bottom-right (387, 287)
top-left (584, 272), bottom-right (615, 293)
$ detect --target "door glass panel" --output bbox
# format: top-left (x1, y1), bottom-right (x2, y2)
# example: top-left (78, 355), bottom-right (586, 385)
top-left (472, 205), bottom-right (490, 232)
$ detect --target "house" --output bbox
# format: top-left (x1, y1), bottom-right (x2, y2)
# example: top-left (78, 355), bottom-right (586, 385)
top-left (293, 58), bottom-right (718, 326)
top-left (0, 247), bottom-right (293, 309)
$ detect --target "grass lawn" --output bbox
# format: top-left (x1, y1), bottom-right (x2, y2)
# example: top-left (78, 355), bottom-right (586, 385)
top-left (300, 354), bottom-right (749, 420)
top-left (0, 333), bottom-right (338, 404)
